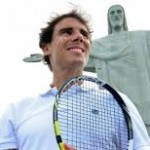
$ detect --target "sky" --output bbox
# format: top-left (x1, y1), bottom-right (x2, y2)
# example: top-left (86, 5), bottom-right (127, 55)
top-left (0, 0), bottom-right (150, 114)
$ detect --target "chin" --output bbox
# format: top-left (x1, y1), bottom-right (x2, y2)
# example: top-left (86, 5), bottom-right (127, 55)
top-left (70, 60), bottom-right (84, 68)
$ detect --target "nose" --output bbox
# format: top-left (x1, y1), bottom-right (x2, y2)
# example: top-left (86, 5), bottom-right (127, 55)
top-left (72, 31), bottom-right (84, 43)
top-left (113, 12), bottom-right (119, 20)
top-left (114, 11), bottom-right (120, 17)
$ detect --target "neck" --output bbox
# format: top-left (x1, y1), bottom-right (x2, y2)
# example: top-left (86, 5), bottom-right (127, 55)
top-left (51, 69), bottom-right (83, 90)
top-left (112, 26), bottom-right (124, 34)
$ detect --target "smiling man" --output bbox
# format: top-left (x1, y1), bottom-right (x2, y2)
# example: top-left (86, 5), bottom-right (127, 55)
top-left (40, 13), bottom-right (92, 90)
top-left (0, 6), bottom-right (150, 150)
top-left (0, 9), bottom-right (92, 150)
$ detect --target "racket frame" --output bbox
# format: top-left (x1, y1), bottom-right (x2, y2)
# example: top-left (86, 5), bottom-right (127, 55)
top-left (53, 75), bottom-right (133, 150)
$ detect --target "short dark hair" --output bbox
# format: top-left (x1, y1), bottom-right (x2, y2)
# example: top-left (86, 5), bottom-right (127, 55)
top-left (39, 9), bottom-right (92, 69)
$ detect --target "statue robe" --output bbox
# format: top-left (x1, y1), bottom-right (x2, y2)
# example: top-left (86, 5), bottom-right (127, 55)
top-left (85, 30), bottom-right (150, 128)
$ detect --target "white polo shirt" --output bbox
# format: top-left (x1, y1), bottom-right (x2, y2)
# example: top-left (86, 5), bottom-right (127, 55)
top-left (0, 87), bottom-right (150, 150)
top-left (0, 87), bottom-right (59, 150)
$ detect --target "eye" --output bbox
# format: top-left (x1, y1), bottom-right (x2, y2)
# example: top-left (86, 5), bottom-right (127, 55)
top-left (117, 10), bottom-right (122, 14)
top-left (61, 28), bottom-right (73, 35)
top-left (110, 11), bottom-right (115, 15)
top-left (80, 29), bottom-right (90, 39)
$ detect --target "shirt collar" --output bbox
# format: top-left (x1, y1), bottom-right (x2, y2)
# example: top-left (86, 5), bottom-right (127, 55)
top-left (39, 86), bottom-right (58, 97)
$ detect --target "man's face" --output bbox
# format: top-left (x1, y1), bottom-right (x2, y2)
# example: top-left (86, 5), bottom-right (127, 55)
top-left (108, 5), bottom-right (124, 29)
top-left (45, 17), bottom-right (91, 71)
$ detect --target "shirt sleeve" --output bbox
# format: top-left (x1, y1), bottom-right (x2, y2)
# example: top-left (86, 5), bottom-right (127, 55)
top-left (119, 92), bottom-right (150, 149)
top-left (0, 105), bottom-right (18, 149)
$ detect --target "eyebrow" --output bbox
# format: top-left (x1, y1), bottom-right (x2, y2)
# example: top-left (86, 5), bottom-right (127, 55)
top-left (59, 27), bottom-right (72, 33)
top-left (59, 27), bottom-right (90, 35)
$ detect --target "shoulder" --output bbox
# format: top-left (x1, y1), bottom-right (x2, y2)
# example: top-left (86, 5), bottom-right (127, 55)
top-left (0, 86), bottom-right (56, 116)
top-left (0, 96), bottom-right (38, 122)
top-left (118, 91), bottom-right (144, 123)
top-left (118, 92), bottom-right (138, 113)
top-left (91, 35), bottom-right (112, 52)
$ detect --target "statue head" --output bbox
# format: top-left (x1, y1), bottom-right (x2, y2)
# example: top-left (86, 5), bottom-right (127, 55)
top-left (107, 4), bottom-right (128, 34)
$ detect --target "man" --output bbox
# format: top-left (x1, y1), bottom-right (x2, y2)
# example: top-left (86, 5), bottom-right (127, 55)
top-left (0, 8), bottom-right (150, 150)
top-left (0, 9), bottom-right (91, 150)
top-left (84, 4), bottom-right (150, 135)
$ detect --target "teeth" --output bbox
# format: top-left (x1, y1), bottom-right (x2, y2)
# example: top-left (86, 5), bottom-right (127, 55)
top-left (70, 49), bottom-right (82, 52)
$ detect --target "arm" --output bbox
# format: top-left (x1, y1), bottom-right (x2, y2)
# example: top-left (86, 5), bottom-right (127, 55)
top-left (0, 106), bottom-right (18, 150)
top-left (147, 31), bottom-right (150, 55)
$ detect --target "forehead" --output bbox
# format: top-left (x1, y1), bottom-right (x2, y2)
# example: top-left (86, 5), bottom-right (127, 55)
top-left (54, 17), bottom-right (88, 32)
top-left (109, 5), bottom-right (123, 12)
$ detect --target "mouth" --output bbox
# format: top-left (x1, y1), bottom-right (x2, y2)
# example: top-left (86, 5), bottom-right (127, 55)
top-left (67, 47), bottom-right (85, 53)
top-left (114, 17), bottom-right (120, 21)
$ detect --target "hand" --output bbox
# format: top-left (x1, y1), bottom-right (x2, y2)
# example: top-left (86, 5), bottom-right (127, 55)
top-left (64, 143), bottom-right (76, 150)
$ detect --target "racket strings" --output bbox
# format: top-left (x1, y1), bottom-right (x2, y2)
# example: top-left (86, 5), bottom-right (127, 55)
top-left (57, 80), bottom-right (128, 149)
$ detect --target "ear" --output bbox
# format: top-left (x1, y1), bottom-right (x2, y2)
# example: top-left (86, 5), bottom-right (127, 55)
top-left (41, 43), bottom-right (52, 56)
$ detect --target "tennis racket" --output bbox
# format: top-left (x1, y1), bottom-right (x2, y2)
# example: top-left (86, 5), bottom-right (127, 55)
top-left (53, 75), bottom-right (133, 150)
